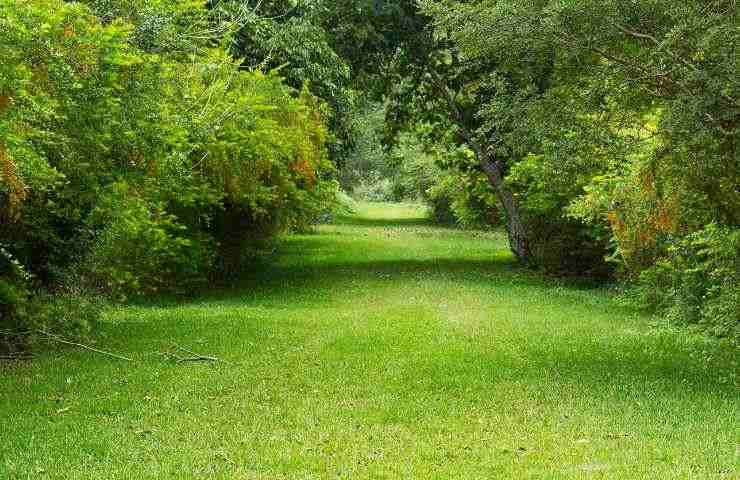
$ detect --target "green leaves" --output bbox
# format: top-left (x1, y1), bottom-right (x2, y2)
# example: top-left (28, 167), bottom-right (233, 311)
top-left (1, 0), bottom-right (340, 342)
top-left (635, 224), bottom-right (740, 342)
top-left (416, 0), bottom-right (738, 276)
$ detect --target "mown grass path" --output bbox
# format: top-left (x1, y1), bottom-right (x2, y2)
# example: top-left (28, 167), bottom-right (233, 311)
top-left (1, 203), bottom-right (737, 479)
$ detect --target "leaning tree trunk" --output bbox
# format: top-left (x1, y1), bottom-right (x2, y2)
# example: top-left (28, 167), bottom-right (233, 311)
top-left (432, 70), bottom-right (531, 262)
top-left (465, 139), bottom-right (530, 262)
top-left (459, 139), bottom-right (530, 262)
top-left (480, 159), bottom-right (530, 262)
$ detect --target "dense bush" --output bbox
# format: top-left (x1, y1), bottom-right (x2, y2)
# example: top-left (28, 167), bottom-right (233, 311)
top-left (82, 182), bottom-right (215, 298)
top-left (425, 174), bottom-right (498, 229)
top-left (386, 129), bottom-right (501, 229)
top-left (0, 247), bottom-right (35, 354)
top-left (0, 0), bottom-right (337, 347)
top-left (633, 225), bottom-right (739, 343)
top-left (414, 0), bottom-right (737, 333)
top-left (505, 154), bottom-right (613, 276)
top-left (0, 246), bottom-right (101, 355)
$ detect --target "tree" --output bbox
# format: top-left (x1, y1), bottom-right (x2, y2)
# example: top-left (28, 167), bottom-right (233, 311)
top-left (425, 0), bottom-right (738, 265)
top-left (308, 0), bottom-right (536, 260)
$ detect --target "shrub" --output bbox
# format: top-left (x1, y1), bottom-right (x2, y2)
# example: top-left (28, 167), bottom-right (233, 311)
top-left (427, 174), bottom-right (500, 229)
top-left (82, 182), bottom-right (216, 299)
top-left (507, 154), bottom-right (612, 276)
top-left (0, 0), bottom-right (338, 348)
top-left (0, 246), bottom-right (35, 354)
top-left (0, 246), bottom-right (100, 354)
top-left (634, 224), bottom-right (739, 343)
top-left (386, 128), bottom-right (500, 229)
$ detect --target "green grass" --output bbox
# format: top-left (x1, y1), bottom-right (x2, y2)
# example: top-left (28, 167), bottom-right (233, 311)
top-left (1, 202), bottom-right (737, 479)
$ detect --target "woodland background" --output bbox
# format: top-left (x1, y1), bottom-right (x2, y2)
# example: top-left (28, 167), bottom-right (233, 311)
top-left (1, 0), bottom-right (737, 354)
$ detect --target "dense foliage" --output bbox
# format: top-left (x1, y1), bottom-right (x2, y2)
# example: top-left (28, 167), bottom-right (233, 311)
top-left (0, 0), bottom-right (337, 350)
top-left (417, 0), bottom-right (738, 337)
top-left (338, 0), bottom-right (738, 338)
top-left (0, 0), bottom-right (736, 348)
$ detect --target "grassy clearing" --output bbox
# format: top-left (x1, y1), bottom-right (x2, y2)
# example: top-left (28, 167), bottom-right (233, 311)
top-left (1, 202), bottom-right (737, 479)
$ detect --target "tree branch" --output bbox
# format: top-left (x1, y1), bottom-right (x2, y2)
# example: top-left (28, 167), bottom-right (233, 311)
top-left (38, 331), bottom-right (133, 362)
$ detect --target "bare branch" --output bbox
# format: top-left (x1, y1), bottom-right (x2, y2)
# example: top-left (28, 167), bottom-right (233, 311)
top-left (176, 346), bottom-right (223, 363)
top-left (37, 331), bottom-right (133, 362)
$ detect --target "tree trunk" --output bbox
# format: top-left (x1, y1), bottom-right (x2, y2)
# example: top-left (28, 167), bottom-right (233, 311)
top-left (431, 70), bottom-right (531, 262)
top-left (463, 135), bottom-right (530, 262)
top-left (480, 159), bottom-right (530, 262)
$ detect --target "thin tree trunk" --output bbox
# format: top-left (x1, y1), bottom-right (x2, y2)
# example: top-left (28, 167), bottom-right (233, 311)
top-left (431, 72), bottom-right (530, 261)
top-left (480, 159), bottom-right (530, 262)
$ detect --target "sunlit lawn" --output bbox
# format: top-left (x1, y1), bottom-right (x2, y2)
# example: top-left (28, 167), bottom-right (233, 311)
top-left (1, 202), bottom-right (737, 479)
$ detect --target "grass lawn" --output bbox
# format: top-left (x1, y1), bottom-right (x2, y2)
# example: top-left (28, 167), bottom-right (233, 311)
top-left (1, 202), bottom-right (737, 479)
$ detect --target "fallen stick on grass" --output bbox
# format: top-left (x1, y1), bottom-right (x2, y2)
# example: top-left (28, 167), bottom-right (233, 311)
top-left (37, 330), bottom-right (133, 362)
top-left (0, 354), bottom-right (33, 361)
top-left (154, 346), bottom-right (226, 364)
top-left (176, 346), bottom-right (224, 363)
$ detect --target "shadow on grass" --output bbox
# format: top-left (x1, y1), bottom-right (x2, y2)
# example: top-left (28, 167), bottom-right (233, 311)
top-left (127, 231), bottom-right (609, 313)
top-left (111, 266), bottom-right (737, 406)
top-left (110, 218), bottom-right (737, 404)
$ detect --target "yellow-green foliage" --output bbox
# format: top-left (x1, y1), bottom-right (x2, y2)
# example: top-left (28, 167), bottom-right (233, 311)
top-left (0, 0), bottom-right (338, 344)
top-left (179, 54), bottom-right (334, 228)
